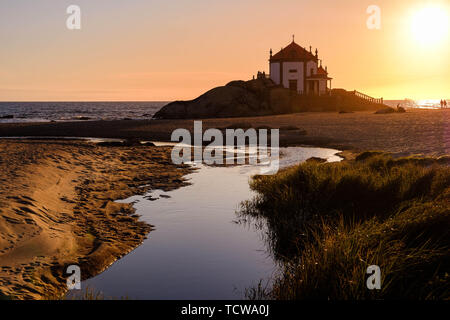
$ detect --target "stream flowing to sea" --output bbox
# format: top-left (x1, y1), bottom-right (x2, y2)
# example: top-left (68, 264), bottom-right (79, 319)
top-left (78, 146), bottom-right (342, 299)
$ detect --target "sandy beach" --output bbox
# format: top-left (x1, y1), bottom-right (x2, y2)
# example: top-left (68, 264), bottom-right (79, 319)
top-left (0, 109), bottom-right (448, 156)
top-left (0, 109), bottom-right (448, 299)
top-left (0, 140), bottom-right (192, 299)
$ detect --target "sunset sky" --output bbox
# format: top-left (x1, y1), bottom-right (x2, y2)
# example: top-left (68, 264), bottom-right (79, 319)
top-left (0, 0), bottom-right (449, 101)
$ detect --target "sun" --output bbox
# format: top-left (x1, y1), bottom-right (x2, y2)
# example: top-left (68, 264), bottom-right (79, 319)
top-left (410, 5), bottom-right (449, 46)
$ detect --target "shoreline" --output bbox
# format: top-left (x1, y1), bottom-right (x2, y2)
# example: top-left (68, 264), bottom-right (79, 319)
top-left (0, 109), bottom-right (448, 156)
top-left (0, 140), bottom-right (193, 299)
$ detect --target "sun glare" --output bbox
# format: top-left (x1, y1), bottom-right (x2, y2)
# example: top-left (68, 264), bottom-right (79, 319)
top-left (410, 5), bottom-right (449, 46)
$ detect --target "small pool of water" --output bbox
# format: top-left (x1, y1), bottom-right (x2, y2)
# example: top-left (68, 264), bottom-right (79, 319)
top-left (78, 147), bottom-right (342, 299)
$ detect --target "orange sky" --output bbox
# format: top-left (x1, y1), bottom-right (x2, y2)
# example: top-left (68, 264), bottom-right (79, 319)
top-left (0, 0), bottom-right (448, 101)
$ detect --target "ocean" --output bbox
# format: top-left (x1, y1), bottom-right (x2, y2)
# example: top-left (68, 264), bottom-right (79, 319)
top-left (385, 99), bottom-right (448, 109)
top-left (0, 100), bottom-right (447, 123)
top-left (0, 101), bottom-right (168, 123)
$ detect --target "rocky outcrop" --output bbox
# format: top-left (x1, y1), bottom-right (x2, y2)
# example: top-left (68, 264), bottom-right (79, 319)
top-left (153, 78), bottom-right (276, 119)
top-left (153, 78), bottom-right (388, 119)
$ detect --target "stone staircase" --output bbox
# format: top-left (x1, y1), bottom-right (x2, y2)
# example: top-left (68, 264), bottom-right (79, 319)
top-left (352, 90), bottom-right (384, 105)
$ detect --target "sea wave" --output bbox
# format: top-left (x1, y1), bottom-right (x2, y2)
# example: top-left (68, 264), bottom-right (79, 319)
top-left (0, 101), bottom-right (168, 123)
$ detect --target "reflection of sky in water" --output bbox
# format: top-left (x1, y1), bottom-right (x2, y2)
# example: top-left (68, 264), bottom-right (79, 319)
top-left (385, 99), bottom-right (449, 109)
top-left (415, 99), bottom-right (448, 109)
top-left (78, 147), bottom-right (341, 300)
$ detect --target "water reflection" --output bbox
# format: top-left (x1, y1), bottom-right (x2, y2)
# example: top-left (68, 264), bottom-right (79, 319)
top-left (77, 146), bottom-right (341, 299)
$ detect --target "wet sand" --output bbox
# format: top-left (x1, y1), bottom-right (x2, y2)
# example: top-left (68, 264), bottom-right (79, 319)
top-left (0, 140), bottom-right (192, 299)
top-left (0, 109), bottom-right (448, 156)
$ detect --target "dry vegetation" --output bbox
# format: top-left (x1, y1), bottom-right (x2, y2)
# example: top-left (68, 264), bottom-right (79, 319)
top-left (241, 152), bottom-right (450, 299)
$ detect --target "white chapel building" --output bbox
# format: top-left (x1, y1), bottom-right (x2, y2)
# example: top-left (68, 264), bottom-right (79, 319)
top-left (269, 38), bottom-right (332, 95)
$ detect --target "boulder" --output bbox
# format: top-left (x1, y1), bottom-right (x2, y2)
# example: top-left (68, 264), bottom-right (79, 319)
top-left (72, 116), bottom-right (91, 120)
top-left (375, 107), bottom-right (396, 114)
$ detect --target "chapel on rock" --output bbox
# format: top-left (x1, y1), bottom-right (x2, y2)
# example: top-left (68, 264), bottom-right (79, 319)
top-left (268, 37), bottom-right (332, 95)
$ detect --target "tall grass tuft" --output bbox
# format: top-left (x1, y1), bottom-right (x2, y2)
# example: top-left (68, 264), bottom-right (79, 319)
top-left (241, 153), bottom-right (450, 299)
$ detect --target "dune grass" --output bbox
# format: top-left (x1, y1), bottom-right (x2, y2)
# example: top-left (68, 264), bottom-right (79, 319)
top-left (241, 152), bottom-right (450, 299)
